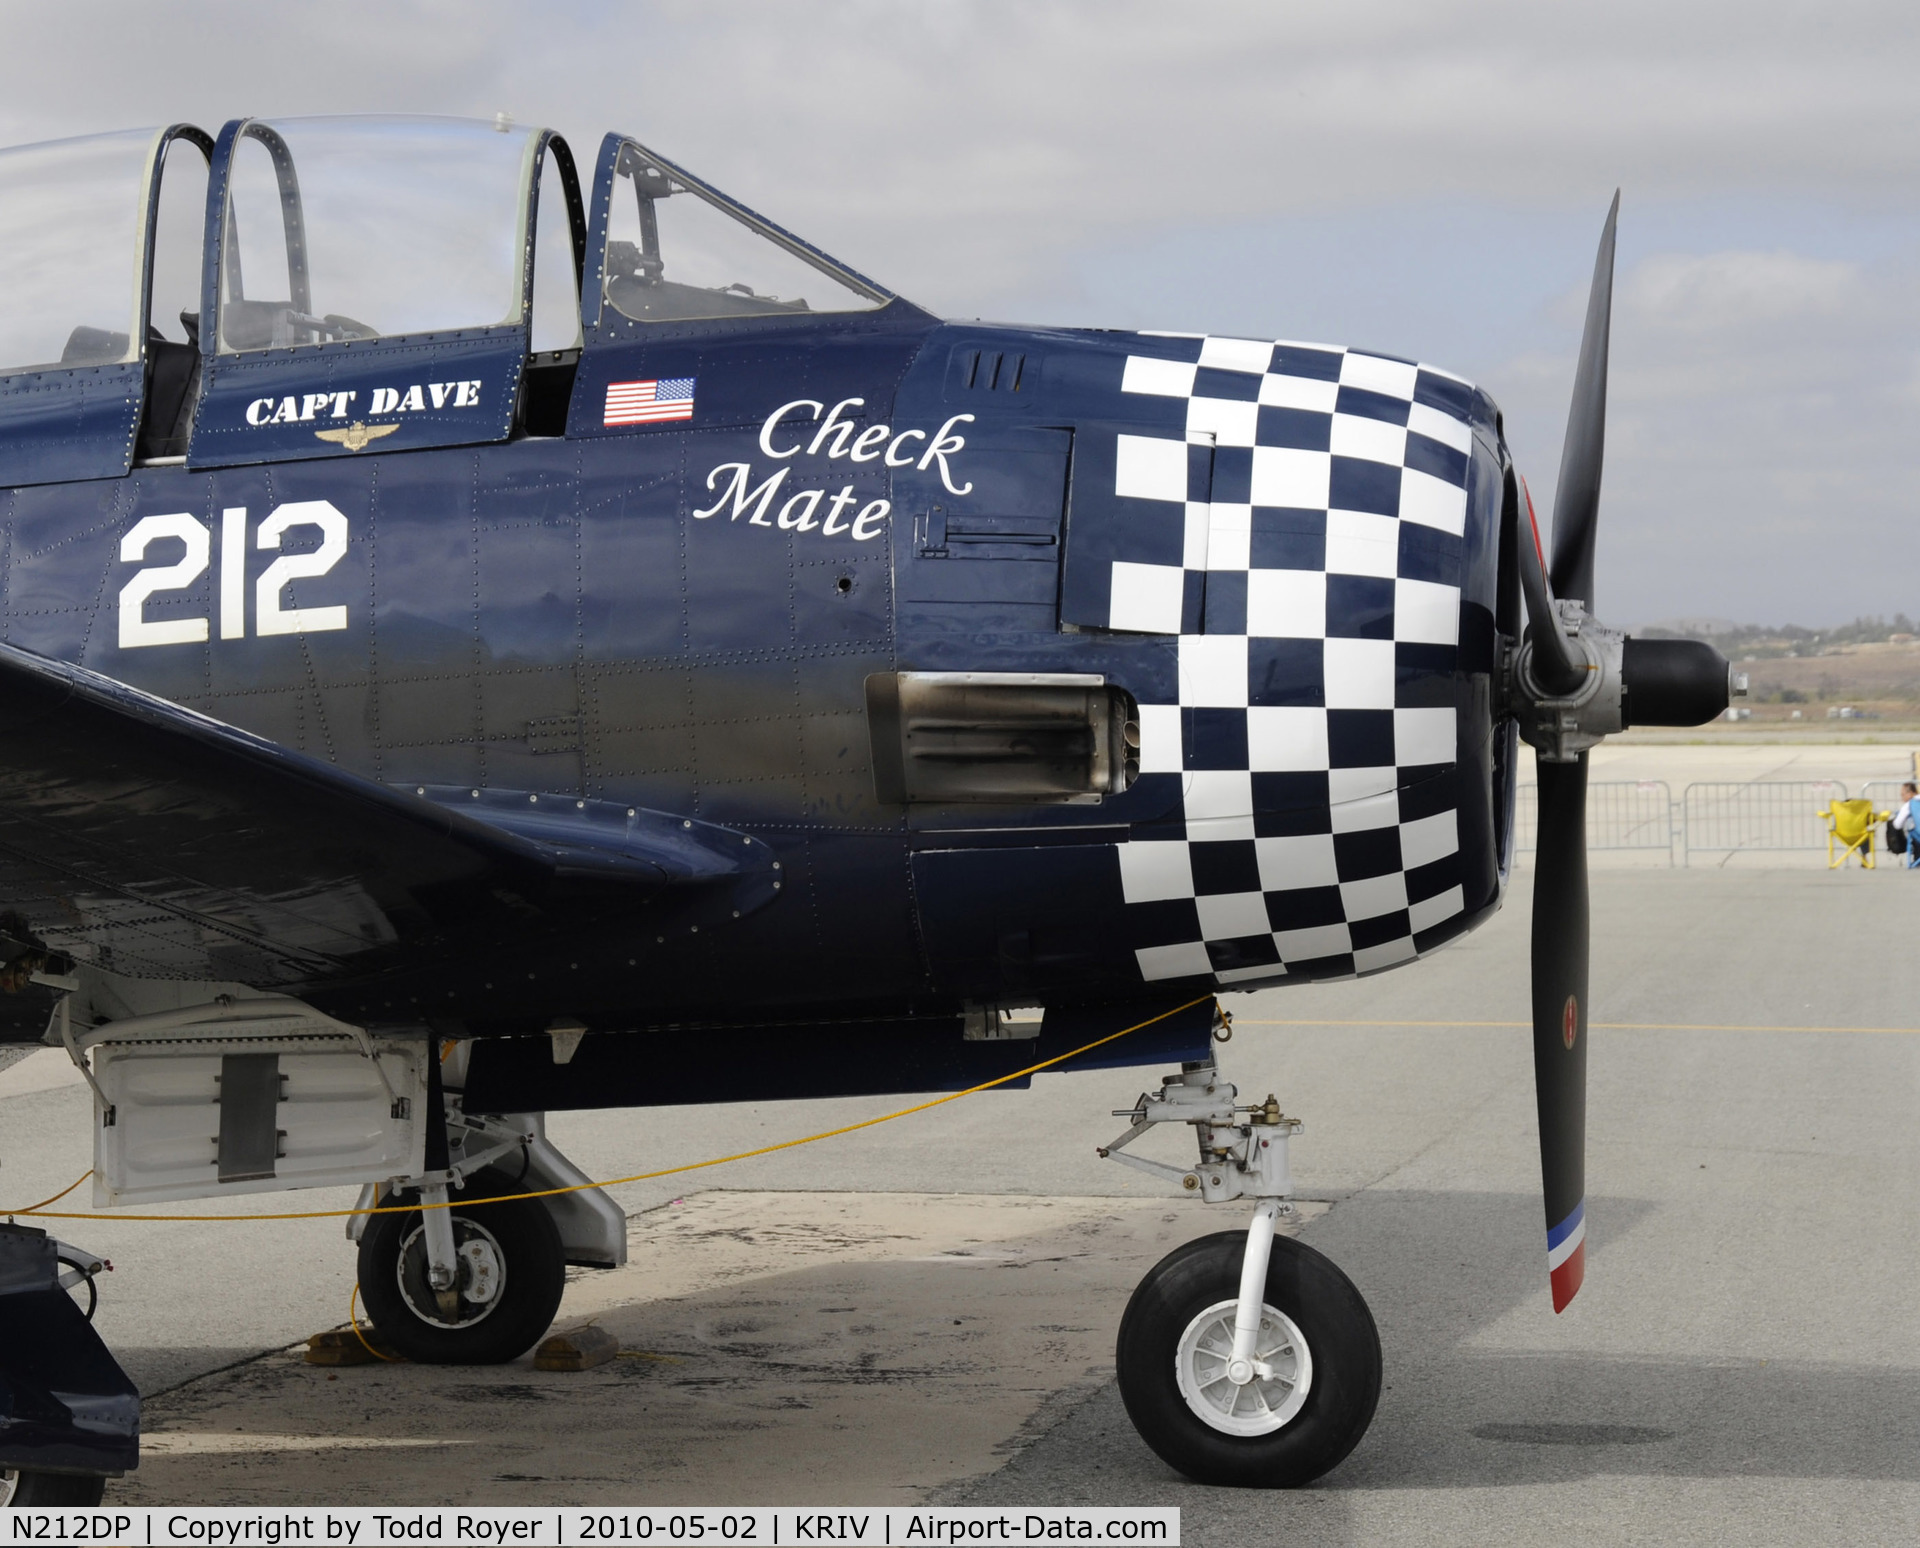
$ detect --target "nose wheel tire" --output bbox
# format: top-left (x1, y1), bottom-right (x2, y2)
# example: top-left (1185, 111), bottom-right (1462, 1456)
top-left (355, 1169), bottom-right (566, 1365)
top-left (1, 1469), bottom-right (106, 1506)
top-left (1117, 1230), bottom-right (1381, 1488)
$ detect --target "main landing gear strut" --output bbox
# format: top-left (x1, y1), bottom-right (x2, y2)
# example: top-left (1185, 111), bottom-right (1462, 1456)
top-left (348, 1097), bottom-right (623, 1365)
top-left (1101, 1053), bottom-right (1381, 1487)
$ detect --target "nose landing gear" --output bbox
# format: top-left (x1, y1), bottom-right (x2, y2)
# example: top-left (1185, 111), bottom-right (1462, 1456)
top-left (1102, 1057), bottom-right (1381, 1487)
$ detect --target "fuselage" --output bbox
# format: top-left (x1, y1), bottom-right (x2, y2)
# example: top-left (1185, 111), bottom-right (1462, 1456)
top-left (1, 311), bottom-right (1515, 1034)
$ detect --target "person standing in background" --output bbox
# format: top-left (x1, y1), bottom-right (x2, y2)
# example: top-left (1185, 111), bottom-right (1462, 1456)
top-left (1895, 782), bottom-right (1920, 868)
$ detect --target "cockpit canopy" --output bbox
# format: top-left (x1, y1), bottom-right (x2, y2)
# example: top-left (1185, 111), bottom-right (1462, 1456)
top-left (0, 127), bottom-right (170, 373)
top-left (601, 140), bottom-right (885, 325)
top-left (0, 114), bottom-right (899, 378)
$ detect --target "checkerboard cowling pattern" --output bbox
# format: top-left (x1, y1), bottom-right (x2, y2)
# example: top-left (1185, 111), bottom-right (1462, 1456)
top-left (1108, 335), bottom-right (1480, 987)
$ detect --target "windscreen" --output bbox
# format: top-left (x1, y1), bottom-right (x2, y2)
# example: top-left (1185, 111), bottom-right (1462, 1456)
top-left (603, 142), bottom-right (884, 325)
top-left (0, 128), bottom-right (154, 374)
top-left (219, 116), bottom-right (536, 352)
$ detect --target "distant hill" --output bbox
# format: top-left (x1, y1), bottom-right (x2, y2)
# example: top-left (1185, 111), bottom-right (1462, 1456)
top-left (1634, 615), bottom-right (1920, 719)
top-left (1637, 614), bottom-right (1918, 659)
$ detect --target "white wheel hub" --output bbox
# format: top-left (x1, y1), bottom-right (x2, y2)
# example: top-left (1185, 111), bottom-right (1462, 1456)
top-left (1174, 1298), bottom-right (1312, 1436)
top-left (395, 1217), bottom-right (508, 1329)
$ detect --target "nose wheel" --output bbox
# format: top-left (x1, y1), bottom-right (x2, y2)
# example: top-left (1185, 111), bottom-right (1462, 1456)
top-left (1101, 1051), bottom-right (1381, 1486)
top-left (1118, 1230), bottom-right (1379, 1486)
top-left (355, 1169), bottom-right (565, 1364)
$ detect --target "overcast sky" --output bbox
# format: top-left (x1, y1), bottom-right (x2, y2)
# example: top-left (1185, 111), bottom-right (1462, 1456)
top-left (2, 0), bottom-right (1914, 629)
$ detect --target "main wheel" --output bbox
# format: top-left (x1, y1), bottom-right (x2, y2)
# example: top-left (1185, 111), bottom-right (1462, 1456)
top-left (356, 1169), bottom-right (565, 1364)
top-left (1117, 1230), bottom-right (1381, 1487)
top-left (2, 1469), bottom-right (106, 1505)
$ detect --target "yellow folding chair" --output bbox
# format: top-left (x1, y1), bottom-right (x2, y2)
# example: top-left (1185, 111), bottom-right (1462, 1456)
top-left (1818, 799), bottom-right (1889, 869)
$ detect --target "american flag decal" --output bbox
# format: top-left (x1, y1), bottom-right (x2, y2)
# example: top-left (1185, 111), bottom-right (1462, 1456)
top-left (604, 377), bottom-right (695, 426)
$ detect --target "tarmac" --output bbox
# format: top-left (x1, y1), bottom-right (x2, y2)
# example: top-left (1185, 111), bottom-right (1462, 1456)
top-left (1, 741), bottom-right (1916, 1543)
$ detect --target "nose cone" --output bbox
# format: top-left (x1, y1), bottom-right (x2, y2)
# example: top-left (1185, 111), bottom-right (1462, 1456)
top-left (1620, 637), bottom-right (1734, 727)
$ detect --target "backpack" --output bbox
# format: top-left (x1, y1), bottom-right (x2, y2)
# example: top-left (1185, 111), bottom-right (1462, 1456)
top-left (1892, 818), bottom-right (1911, 856)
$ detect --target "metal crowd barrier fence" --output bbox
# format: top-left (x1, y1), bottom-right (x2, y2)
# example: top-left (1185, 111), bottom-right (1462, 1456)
top-left (1514, 778), bottom-right (1917, 867)
top-left (1861, 781), bottom-right (1908, 814)
top-left (1680, 780), bottom-right (1849, 865)
top-left (1512, 780), bottom-right (1676, 863)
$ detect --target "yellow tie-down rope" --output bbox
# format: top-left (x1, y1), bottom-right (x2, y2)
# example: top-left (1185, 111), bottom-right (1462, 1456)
top-left (6, 995), bottom-right (1218, 1225)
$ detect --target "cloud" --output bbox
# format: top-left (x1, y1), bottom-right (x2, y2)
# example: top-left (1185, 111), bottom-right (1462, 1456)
top-left (1501, 245), bottom-right (1920, 624)
top-left (1624, 250), bottom-right (1861, 335)
top-left (0, 0), bottom-right (1912, 624)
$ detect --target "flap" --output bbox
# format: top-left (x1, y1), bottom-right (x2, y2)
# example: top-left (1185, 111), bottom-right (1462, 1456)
top-left (0, 641), bottom-right (776, 986)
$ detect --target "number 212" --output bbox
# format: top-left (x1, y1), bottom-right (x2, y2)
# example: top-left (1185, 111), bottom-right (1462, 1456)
top-left (118, 500), bottom-right (349, 650)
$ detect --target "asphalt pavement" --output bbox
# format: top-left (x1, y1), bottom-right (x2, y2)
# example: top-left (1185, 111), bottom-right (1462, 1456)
top-left (2, 840), bottom-right (1916, 1541)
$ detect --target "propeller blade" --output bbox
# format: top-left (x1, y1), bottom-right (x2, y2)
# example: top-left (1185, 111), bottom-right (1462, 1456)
top-left (1547, 190), bottom-right (1619, 613)
top-left (1512, 474), bottom-right (1586, 695)
top-left (1531, 753), bottom-right (1590, 1312)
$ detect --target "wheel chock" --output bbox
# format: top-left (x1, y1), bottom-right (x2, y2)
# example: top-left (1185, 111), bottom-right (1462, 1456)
top-left (533, 1324), bottom-right (619, 1371)
top-left (305, 1326), bottom-right (400, 1365)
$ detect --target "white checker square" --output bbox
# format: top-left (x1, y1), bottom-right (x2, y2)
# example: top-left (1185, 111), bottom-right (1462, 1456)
top-left (1395, 707), bottom-right (1456, 766)
top-left (1408, 885), bottom-right (1466, 935)
top-left (1328, 766), bottom-right (1397, 806)
top-left (1399, 467), bottom-right (1468, 536)
top-left (1196, 891), bottom-right (1273, 940)
top-left (1353, 938), bottom-right (1418, 974)
top-left (1122, 356), bottom-right (1198, 398)
top-left (1217, 962), bottom-right (1286, 985)
top-left (1394, 578), bottom-right (1460, 644)
top-left (1398, 809), bottom-right (1460, 870)
top-left (1115, 434), bottom-right (1191, 503)
top-left (1188, 396), bottom-right (1259, 447)
top-left (1329, 413), bottom-right (1407, 466)
top-left (1257, 373), bottom-right (1339, 413)
top-left (1198, 336), bottom-right (1275, 374)
top-left (1185, 771), bottom-right (1255, 838)
top-left (1255, 833), bottom-right (1339, 891)
top-left (1135, 702), bottom-right (1184, 774)
top-left (1179, 634), bottom-right (1250, 707)
top-left (1246, 568), bottom-right (1326, 638)
top-left (1109, 561), bottom-right (1185, 634)
top-left (1273, 923), bottom-right (1352, 962)
top-left (1117, 840), bottom-right (1195, 904)
top-left (1183, 503), bottom-right (1211, 568)
top-left (1249, 446), bottom-right (1331, 509)
top-left (1339, 352), bottom-right (1419, 399)
top-left (1323, 638), bottom-right (1396, 708)
top-left (1206, 504), bottom-right (1252, 571)
top-left (1246, 706), bottom-right (1329, 771)
top-left (1407, 400), bottom-right (1473, 453)
top-left (1137, 942), bottom-right (1214, 981)
top-left (1324, 510), bottom-right (1400, 578)
top-left (1330, 787), bottom-right (1399, 833)
top-left (1340, 872), bottom-right (1409, 920)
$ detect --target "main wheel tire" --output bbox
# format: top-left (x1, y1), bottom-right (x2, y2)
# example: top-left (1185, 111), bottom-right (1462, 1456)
top-left (2, 1469), bottom-right (106, 1505)
top-left (356, 1168), bottom-right (565, 1365)
top-left (1117, 1230), bottom-right (1381, 1487)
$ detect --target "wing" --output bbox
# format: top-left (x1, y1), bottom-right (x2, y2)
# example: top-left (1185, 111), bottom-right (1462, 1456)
top-left (0, 642), bottom-right (777, 988)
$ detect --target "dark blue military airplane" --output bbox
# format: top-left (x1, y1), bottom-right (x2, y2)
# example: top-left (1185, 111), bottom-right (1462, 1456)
top-left (0, 116), bottom-right (1734, 1501)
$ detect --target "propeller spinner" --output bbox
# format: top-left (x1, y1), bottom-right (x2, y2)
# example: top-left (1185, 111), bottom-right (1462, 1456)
top-left (1505, 193), bottom-right (1744, 1311)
